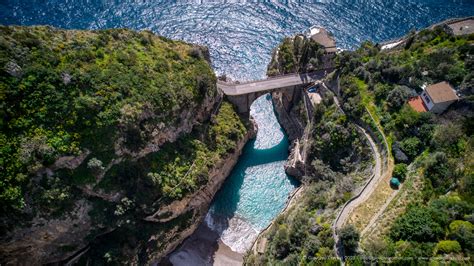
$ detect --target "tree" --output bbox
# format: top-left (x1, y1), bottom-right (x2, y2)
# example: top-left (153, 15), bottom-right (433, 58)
top-left (423, 152), bottom-right (452, 191)
top-left (390, 206), bottom-right (443, 242)
top-left (87, 157), bottom-right (104, 173)
top-left (448, 220), bottom-right (474, 252)
top-left (435, 240), bottom-right (462, 255)
top-left (339, 224), bottom-right (360, 256)
top-left (431, 123), bottom-right (465, 155)
top-left (393, 163), bottom-right (408, 182)
top-left (400, 137), bottom-right (421, 160)
top-left (386, 85), bottom-right (415, 110)
top-left (272, 224), bottom-right (291, 259)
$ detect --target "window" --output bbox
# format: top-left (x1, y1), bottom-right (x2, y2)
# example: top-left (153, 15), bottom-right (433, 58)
top-left (423, 93), bottom-right (431, 103)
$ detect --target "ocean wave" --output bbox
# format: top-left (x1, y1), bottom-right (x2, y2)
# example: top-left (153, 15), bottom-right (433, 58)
top-left (205, 212), bottom-right (259, 253)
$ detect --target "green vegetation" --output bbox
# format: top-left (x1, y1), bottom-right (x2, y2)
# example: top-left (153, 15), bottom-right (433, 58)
top-left (97, 102), bottom-right (247, 205)
top-left (0, 26), bottom-right (252, 264)
top-left (267, 34), bottom-right (327, 76)
top-left (336, 26), bottom-right (473, 262)
top-left (81, 102), bottom-right (249, 263)
top-left (339, 225), bottom-right (360, 256)
top-left (393, 163), bottom-right (408, 182)
top-left (252, 23), bottom-right (473, 265)
top-left (0, 26), bottom-right (216, 225)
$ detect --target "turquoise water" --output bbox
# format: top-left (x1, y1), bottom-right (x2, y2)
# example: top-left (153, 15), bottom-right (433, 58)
top-left (205, 94), bottom-right (298, 252)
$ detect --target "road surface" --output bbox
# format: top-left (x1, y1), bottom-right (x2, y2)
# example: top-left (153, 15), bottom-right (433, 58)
top-left (217, 70), bottom-right (330, 95)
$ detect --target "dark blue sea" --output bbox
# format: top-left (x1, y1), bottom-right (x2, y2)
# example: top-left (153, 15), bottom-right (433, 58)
top-left (2, 1), bottom-right (473, 80)
top-left (2, 0), bottom-right (473, 257)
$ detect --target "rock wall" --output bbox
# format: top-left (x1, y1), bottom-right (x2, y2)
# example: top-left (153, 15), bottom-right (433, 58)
top-left (271, 87), bottom-right (305, 142)
top-left (272, 87), bottom-right (307, 178)
top-left (0, 92), bottom-right (220, 265)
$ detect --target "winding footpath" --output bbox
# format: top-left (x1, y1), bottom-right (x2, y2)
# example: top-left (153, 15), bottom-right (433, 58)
top-left (327, 81), bottom-right (385, 260)
top-left (332, 124), bottom-right (383, 259)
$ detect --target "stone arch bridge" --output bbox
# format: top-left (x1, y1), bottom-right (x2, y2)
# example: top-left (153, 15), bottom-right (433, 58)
top-left (217, 69), bottom-right (331, 115)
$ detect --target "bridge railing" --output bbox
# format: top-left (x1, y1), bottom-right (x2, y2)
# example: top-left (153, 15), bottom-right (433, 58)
top-left (217, 68), bottom-right (334, 86)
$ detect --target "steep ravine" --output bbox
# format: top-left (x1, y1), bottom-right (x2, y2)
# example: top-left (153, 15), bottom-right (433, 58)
top-left (151, 121), bottom-right (256, 262)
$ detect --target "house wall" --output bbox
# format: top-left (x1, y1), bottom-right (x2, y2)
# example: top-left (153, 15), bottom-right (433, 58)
top-left (421, 91), bottom-right (435, 111)
top-left (431, 100), bottom-right (456, 114)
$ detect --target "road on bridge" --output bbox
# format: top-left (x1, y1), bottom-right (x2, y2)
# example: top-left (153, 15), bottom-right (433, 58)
top-left (217, 69), bottom-right (331, 95)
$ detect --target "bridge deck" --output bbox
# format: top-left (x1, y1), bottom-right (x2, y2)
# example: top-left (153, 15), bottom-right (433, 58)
top-left (217, 69), bottom-right (331, 95)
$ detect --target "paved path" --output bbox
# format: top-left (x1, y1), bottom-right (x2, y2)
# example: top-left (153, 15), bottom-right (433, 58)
top-left (333, 125), bottom-right (382, 231)
top-left (332, 124), bottom-right (383, 261)
top-left (217, 69), bottom-right (330, 95)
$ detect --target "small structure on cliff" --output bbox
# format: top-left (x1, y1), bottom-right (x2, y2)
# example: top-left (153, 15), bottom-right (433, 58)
top-left (307, 27), bottom-right (337, 54)
top-left (445, 17), bottom-right (474, 36)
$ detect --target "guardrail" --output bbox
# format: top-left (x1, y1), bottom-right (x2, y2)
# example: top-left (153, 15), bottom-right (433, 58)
top-left (217, 68), bottom-right (334, 86)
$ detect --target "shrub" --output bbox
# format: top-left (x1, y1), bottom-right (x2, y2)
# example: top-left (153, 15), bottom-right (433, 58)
top-left (339, 224), bottom-right (360, 256)
top-left (435, 240), bottom-right (461, 255)
top-left (400, 137), bottom-right (421, 160)
top-left (431, 123), bottom-right (465, 155)
top-left (393, 163), bottom-right (408, 182)
top-left (87, 157), bottom-right (104, 171)
top-left (272, 224), bottom-right (291, 259)
top-left (390, 206), bottom-right (443, 242)
top-left (423, 152), bottom-right (452, 191)
top-left (393, 241), bottom-right (435, 259)
top-left (386, 85), bottom-right (415, 110)
top-left (448, 220), bottom-right (474, 252)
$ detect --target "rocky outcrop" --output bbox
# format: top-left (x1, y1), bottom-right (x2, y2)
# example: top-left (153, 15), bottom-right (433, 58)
top-left (272, 87), bottom-right (307, 178)
top-left (0, 200), bottom-right (92, 265)
top-left (285, 138), bottom-right (306, 178)
top-left (272, 88), bottom-right (305, 141)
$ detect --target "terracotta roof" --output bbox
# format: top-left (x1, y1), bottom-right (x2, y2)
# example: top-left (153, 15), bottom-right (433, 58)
top-left (425, 81), bottom-right (458, 103)
top-left (408, 96), bottom-right (427, 112)
top-left (310, 28), bottom-right (336, 51)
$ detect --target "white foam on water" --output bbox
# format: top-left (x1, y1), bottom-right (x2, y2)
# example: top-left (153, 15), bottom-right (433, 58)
top-left (205, 212), bottom-right (259, 254)
top-left (381, 40), bottom-right (403, 50)
top-left (251, 95), bottom-right (284, 150)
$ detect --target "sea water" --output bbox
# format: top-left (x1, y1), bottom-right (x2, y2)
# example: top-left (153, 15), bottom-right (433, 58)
top-left (2, 0), bottom-right (473, 255)
top-left (205, 94), bottom-right (298, 253)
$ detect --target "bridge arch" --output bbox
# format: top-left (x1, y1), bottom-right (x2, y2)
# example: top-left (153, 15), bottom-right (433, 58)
top-left (217, 69), bottom-right (330, 115)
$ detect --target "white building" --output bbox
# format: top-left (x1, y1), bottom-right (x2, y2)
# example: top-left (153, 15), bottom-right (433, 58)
top-left (420, 81), bottom-right (459, 114)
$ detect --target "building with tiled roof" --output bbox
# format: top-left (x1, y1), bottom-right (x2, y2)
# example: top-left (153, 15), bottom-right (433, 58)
top-left (420, 81), bottom-right (459, 114)
top-left (408, 96), bottom-right (427, 112)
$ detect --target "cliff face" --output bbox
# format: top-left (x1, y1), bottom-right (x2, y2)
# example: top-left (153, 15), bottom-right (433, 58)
top-left (0, 26), bottom-right (252, 264)
top-left (0, 94), bottom-right (217, 264)
top-left (150, 121), bottom-right (256, 262)
top-left (272, 86), bottom-right (308, 178)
